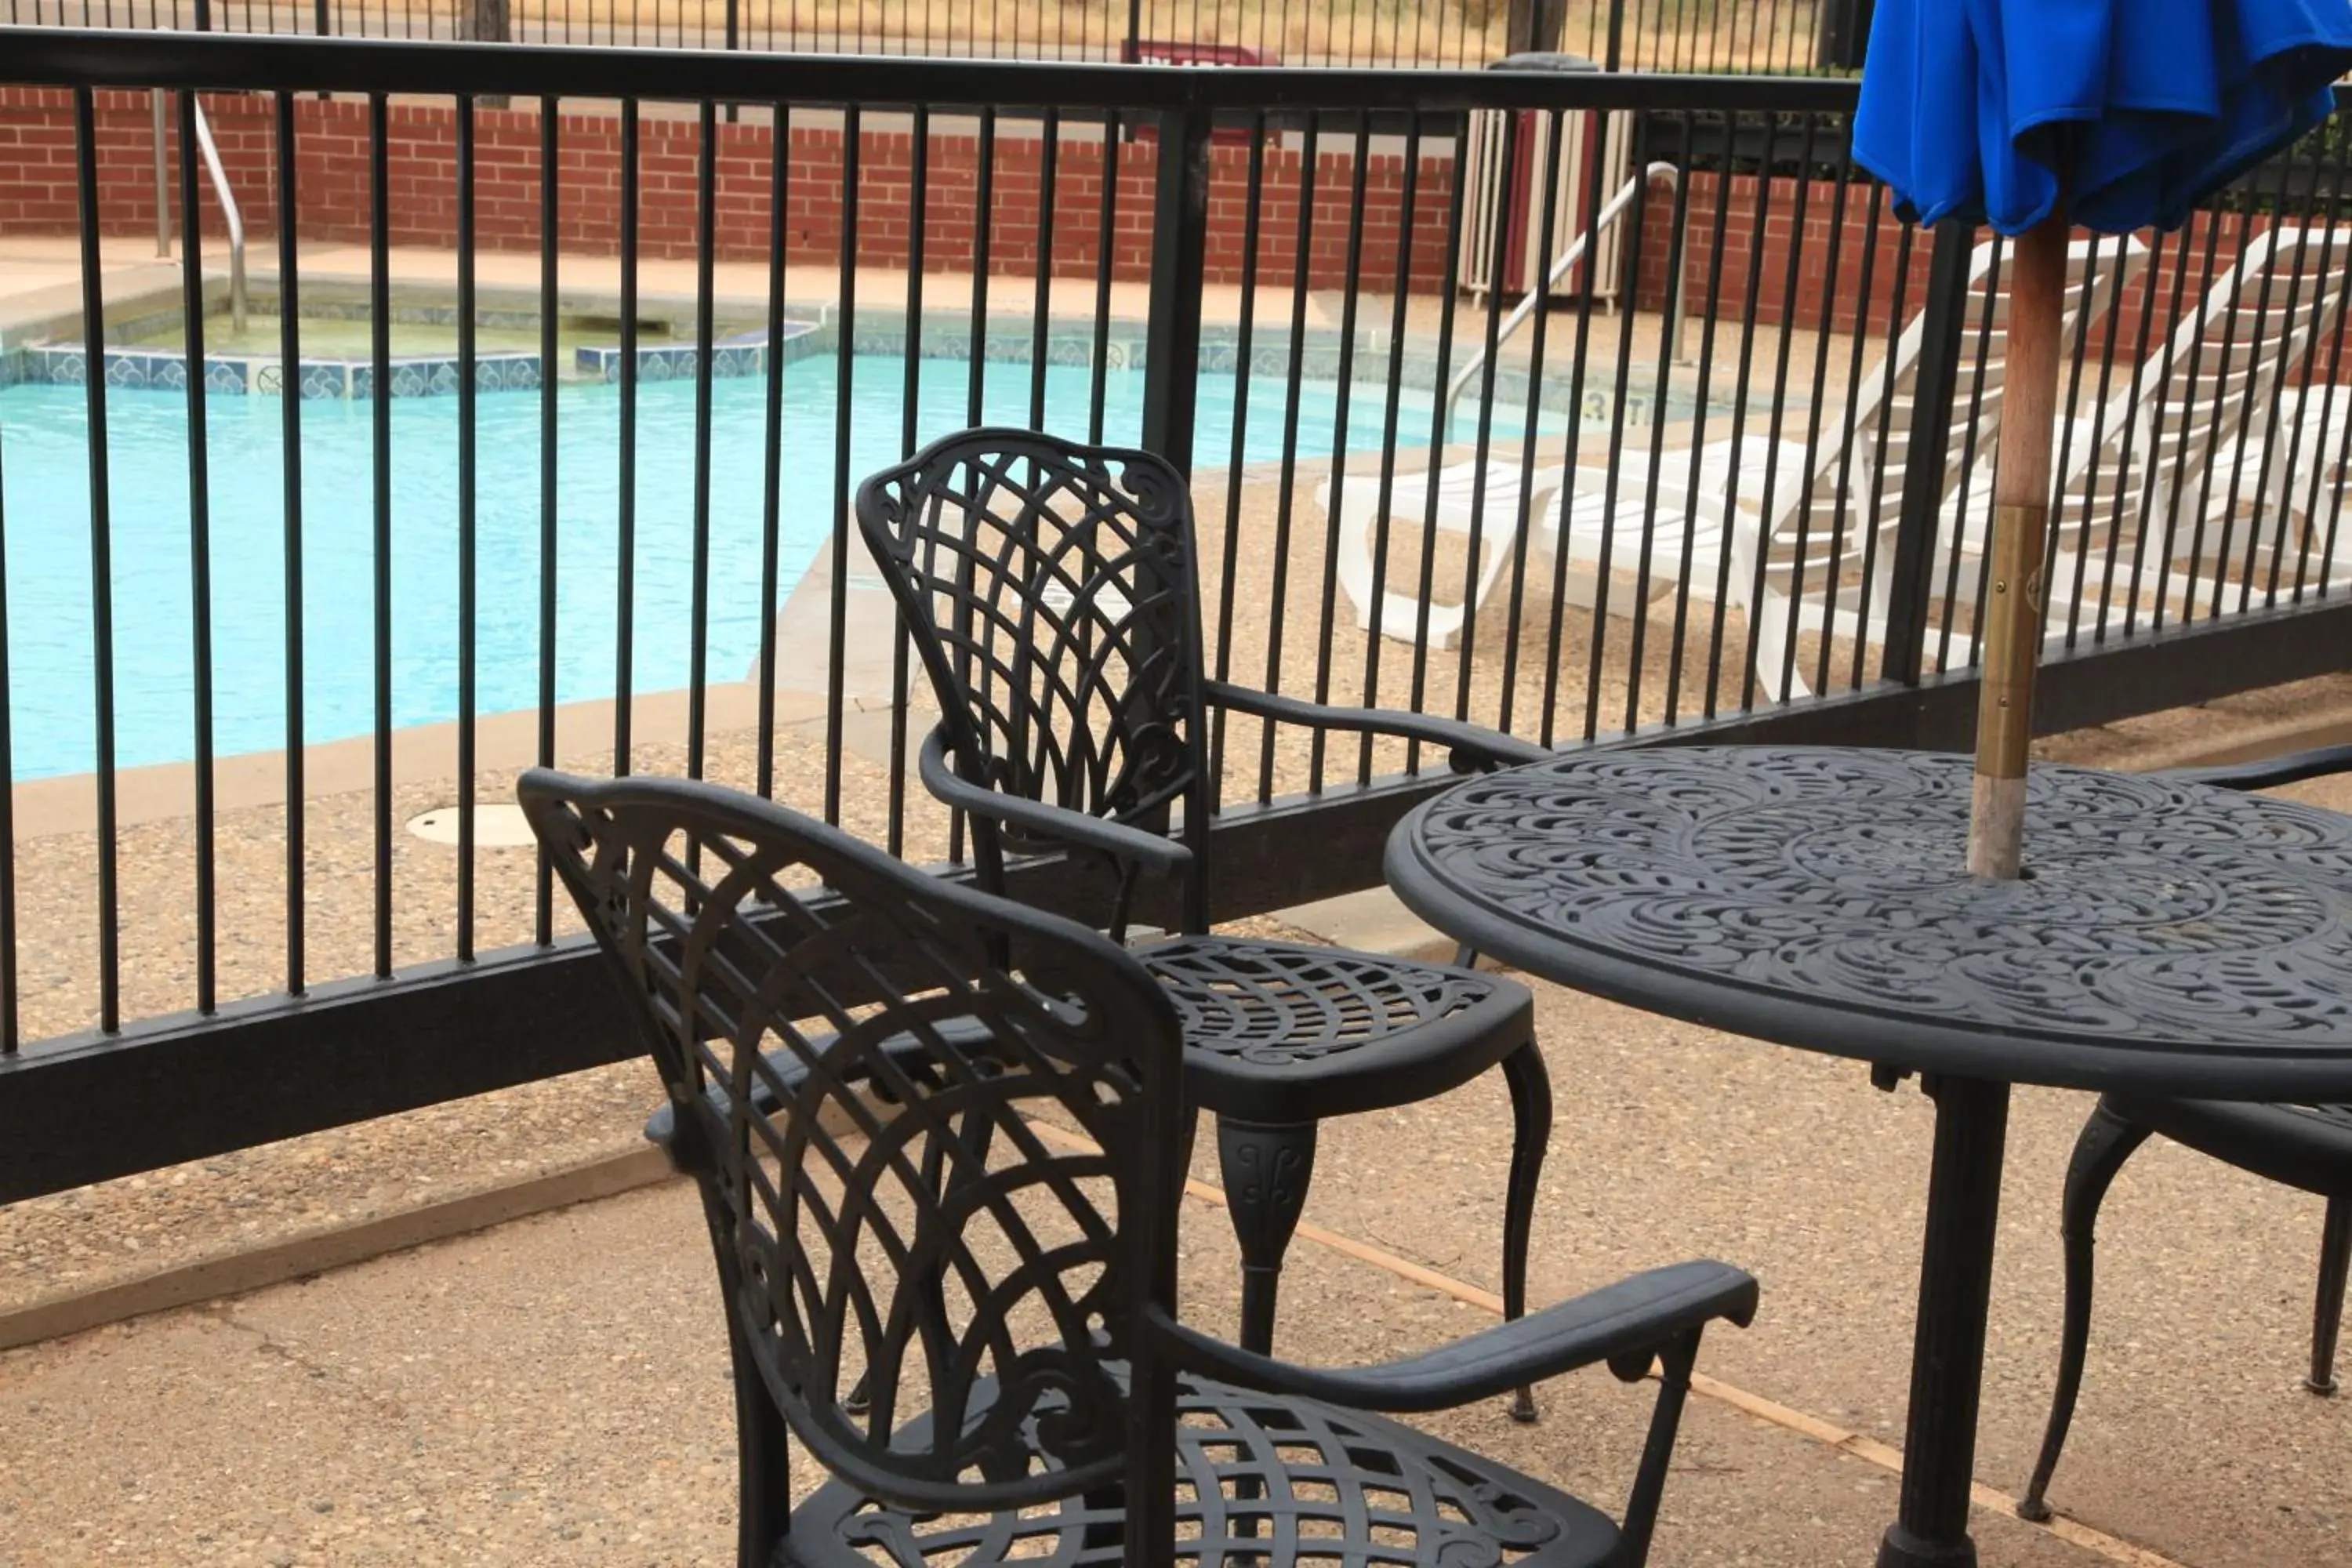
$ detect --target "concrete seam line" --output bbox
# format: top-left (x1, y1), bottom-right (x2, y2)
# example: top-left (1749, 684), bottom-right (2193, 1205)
top-left (1024, 1117), bottom-right (2190, 1568)
top-left (0, 1145), bottom-right (677, 1353)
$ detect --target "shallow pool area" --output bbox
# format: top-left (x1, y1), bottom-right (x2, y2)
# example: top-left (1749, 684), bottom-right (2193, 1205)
top-left (0, 350), bottom-right (1535, 782)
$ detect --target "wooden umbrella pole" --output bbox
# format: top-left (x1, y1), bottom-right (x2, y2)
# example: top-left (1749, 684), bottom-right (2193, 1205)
top-left (1967, 206), bottom-right (2069, 880)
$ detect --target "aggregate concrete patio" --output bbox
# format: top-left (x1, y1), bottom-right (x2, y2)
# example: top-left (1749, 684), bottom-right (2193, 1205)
top-left (5, 232), bottom-right (2352, 1567)
top-left (2, 735), bottom-right (2349, 1566)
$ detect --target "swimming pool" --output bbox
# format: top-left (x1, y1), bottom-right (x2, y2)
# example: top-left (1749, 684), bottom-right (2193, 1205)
top-left (0, 354), bottom-right (1513, 782)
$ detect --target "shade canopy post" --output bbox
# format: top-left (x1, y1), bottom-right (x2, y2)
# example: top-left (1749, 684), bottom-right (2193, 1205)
top-left (1965, 209), bottom-right (2067, 880)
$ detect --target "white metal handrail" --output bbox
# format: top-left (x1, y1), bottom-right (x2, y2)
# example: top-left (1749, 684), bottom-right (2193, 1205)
top-left (190, 99), bottom-right (248, 337)
top-left (1440, 159), bottom-right (1680, 441)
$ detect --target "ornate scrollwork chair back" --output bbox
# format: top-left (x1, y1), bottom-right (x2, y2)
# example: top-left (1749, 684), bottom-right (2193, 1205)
top-left (519, 771), bottom-right (1188, 1526)
top-left (857, 428), bottom-right (1213, 934)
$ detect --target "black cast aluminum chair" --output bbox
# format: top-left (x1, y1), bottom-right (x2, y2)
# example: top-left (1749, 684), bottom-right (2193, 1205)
top-left (520, 768), bottom-right (1758, 1568)
top-left (855, 427), bottom-right (1558, 1412)
top-left (2020, 741), bottom-right (2352, 1523)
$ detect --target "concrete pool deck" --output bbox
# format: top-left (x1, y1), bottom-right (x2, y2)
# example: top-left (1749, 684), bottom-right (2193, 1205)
top-left (4, 727), bottom-right (2351, 1565)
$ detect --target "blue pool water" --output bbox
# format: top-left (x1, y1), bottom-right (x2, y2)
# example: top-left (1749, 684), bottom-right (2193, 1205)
top-left (0, 355), bottom-right (1479, 781)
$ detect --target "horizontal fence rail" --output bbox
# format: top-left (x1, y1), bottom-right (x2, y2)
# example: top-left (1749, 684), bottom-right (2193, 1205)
top-left (0, 29), bottom-right (2347, 1200)
top-left (2, 0), bottom-right (1865, 69)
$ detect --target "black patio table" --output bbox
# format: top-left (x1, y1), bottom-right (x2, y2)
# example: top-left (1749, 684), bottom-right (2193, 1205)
top-left (1384, 745), bottom-right (2352, 1568)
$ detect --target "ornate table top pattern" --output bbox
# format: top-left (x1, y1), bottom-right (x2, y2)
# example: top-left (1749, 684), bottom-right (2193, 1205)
top-left (1386, 747), bottom-right (2352, 1096)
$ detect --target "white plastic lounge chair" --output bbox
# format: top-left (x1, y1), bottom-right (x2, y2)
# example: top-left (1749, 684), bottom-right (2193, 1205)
top-left (2049, 225), bottom-right (2352, 620)
top-left (1322, 234), bottom-right (2142, 673)
top-left (1570, 234), bottom-right (2147, 699)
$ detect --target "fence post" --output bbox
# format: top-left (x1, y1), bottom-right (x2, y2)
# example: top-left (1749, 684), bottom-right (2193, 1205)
top-left (1602, 0), bottom-right (1625, 70)
top-left (1819, 0), bottom-right (1875, 70)
top-left (1141, 104), bottom-right (1211, 476)
top-left (1879, 218), bottom-right (1975, 686)
top-left (1504, 0), bottom-right (1536, 56)
top-left (314, 0), bottom-right (329, 34)
top-left (1124, 0), bottom-right (1143, 60)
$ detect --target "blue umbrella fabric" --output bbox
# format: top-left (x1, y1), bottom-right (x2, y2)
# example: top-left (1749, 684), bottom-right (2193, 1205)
top-left (1856, 0), bottom-right (2352, 236)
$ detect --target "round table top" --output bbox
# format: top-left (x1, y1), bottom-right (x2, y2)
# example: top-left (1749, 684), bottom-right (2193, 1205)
top-left (1385, 746), bottom-right (2352, 1099)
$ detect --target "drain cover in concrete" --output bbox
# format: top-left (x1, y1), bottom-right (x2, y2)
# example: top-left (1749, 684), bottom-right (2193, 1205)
top-left (407, 803), bottom-right (536, 848)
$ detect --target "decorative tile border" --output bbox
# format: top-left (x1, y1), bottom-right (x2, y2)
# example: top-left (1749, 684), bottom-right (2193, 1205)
top-left (20, 345), bottom-right (543, 400)
top-left (575, 323), bottom-right (822, 384)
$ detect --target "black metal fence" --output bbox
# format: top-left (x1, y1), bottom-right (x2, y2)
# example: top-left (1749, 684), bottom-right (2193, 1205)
top-left (0, 31), bottom-right (2346, 1201)
top-left (0, 0), bottom-right (1867, 68)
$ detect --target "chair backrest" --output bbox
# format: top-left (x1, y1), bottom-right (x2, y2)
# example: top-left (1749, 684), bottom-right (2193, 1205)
top-left (1758, 233), bottom-right (2147, 593)
top-left (520, 768), bottom-right (1187, 1518)
top-left (856, 428), bottom-right (1213, 932)
top-left (2103, 224), bottom-right (2352, 545)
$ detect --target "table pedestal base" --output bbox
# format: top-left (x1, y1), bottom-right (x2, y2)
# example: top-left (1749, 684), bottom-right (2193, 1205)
top-left (1877, 1074), bottom-right (2011, 1568)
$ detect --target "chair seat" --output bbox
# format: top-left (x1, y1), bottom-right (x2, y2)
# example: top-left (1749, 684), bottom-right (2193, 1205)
top-left (2105, 1094), bottom-right (2352, 1197)
top-left (1134, 935), bottom-right (1537, 1123)
top-left (781, 1370), bottom-right (1621, 1567)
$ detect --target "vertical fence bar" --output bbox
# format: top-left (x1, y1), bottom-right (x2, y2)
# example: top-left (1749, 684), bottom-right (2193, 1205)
top-left (826, 103), bottom-right (861, 826)
top-left (688, 99), bottom-right (717, 785)
top-left (1210, 109), bottom-right (1268, 802)
top-left (1623, 115), bottom-right (1694, 731)
top-left (1703, 111), bottom-right (1775, 711)
top-left (757, 103), bottom-right (789, 801)
top-left (1497, 108), bottom-right (1567, 739)
top-left (615, 98), bottom-right (639, 775)
top-left (1456, 110), bottom-right (1518, 728)
top-left (151, 90), bottom-right (171, 259)
top-left (1791, 118), bottom-right (1855, 701)
top-left (455, 94), bottom-right (477, 961)
top-left (1842, 185), bottom-right (1906, 691)
top-left (1258, 111), bottom-right (1321, 803)
top-left (1673, 111), bottom-right (1740, 720)
top-left (1029, 107), bottom-right (1059, 430)
top-left (967, 107), bottom-right (997, 429)
top-left (1356, 109), bottom-right (1424, 782)
top-left (884, 103), bottom-right (924, 851)
top-left (1141, 104), bottom-right (1209, 471)
top-left (1409, 112), bottom-right (1472, 760)
top-left (368, 92), bottom-right (393, 978)
top-left (176, 89), bottom-right (218, 1013)
top-left (74, 90), bottom-right (125, 1033)
top-left (1088, 107), bottom-right (1120, 441)
top-left (275, 90), bottom-right (306, 991)
top-left (1307, 111), bottom-right (1372, 789)
top-left (1878, 221), bottom-right (1973, 687)
top-left (0, 402), bottom-right (16, 1052)
top-left (533, 94), bottom-right (557, 944)
top-left (1749, 112), bottom-right (1817, 710)
top-left (1580, 110), bottom-right (1660, 736)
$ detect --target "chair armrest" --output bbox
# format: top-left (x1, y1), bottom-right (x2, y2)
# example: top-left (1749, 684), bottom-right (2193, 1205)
top-left (916, 726), bottom-right (1193, 880)
top-left (1143, 1258), bottom-right (1755, 1414)
top-left (1203, 681), bottom-right (1550, 772)
top-left (2160, 742), bottom-right (2352, 793)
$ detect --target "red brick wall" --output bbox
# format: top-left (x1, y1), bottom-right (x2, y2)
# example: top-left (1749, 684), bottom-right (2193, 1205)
top-left (0, 88), bottom-right (1457, 292)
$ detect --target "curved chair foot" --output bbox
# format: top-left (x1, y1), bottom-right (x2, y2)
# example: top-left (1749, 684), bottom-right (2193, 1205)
top-left (2020, 1099), bottom-right (2151, 1523)
top-left (2307, 1196), bottom-right (2351, 1395)
top-left (1501, 1038), bottom-right (1553, 1424)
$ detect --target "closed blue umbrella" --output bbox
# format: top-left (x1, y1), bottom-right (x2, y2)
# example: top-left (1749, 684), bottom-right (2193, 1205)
top-left (1853, 0), bottom-right (2352, 876)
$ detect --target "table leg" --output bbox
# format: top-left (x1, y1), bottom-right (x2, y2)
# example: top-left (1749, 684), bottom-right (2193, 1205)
top-left (1878, 1074), bottom-right (2011, 1568)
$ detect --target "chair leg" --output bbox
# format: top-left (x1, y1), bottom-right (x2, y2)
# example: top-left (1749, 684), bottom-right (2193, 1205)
top-left (1501, 1038), bottom-right (1553, 1424)
top-left (2018, 1100), bottom-right (2151, 1523)
top-left (1216, 1116), bottom-right (1318, 1356)
top-left (732, 1341), bottom-right (794, 1568)
top-left (2307, 1196), bottom-right (2352, 1395)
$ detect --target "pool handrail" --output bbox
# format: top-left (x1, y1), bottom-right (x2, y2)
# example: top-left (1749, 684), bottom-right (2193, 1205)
top-left (190, 97), bottom-right (249, 337)
top-left (1439, 158), bottom-right (1679, 441)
